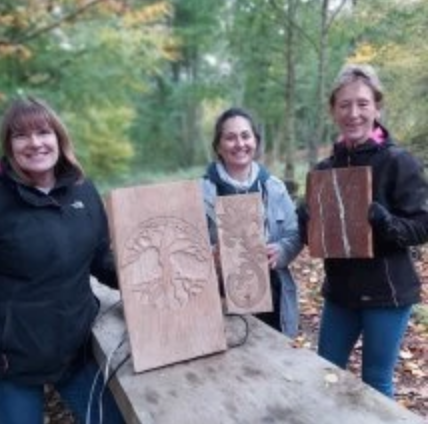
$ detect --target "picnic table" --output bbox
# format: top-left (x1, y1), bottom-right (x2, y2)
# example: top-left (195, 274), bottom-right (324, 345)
top-left (91, 281), bottom-right (426, 424)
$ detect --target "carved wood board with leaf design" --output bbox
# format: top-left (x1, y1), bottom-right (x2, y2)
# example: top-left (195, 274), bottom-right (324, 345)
top-left (106, 180), bottom-right (226, 373)
top-left (216, 193), bottom-right (272, 314)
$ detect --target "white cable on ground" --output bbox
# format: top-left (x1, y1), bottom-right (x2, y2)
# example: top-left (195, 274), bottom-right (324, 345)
top-left (98, 333), bottom-right (128, 424)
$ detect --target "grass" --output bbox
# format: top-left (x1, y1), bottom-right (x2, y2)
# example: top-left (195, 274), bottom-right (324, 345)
top-left (96, 159), bottom-right (310, 198)
top-left (96, 165), bottom-right (206, 195)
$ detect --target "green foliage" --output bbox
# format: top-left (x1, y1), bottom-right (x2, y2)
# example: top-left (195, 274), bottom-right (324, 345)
top-left (98, 164), bottom-right (206, 194)
top-left (65, 105), bottom-right (135, 180)
top-left (1, 0), bottom-right (428, 186)
top-left (342, 0), bottom-right (428, 154)
top-left (129, 0), bottom-right (227, 171)
top-left (225, 0), bottom-right (287, 146)
top-left (0, 0), bottom-right (173, 180)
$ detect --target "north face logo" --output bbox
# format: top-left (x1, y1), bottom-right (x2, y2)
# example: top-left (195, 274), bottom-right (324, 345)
top-left (70, 200), bottom-right (85, 209)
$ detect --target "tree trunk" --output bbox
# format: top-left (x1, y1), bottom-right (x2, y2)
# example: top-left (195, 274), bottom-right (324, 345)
top-left (283, 0), bottom-right (297, 181)
top-left (308, 0), bottom-right (329, 168)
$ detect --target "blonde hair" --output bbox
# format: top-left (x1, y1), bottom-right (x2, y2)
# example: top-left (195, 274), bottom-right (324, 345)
top-left (329, 64), bottom-right (384, 107)
top-left (0, 97), bottom-right (84, 184)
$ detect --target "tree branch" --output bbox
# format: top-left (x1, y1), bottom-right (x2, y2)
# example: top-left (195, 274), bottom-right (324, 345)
top-left (268, 0), bottom-right (319, 53)
top-left (326, 0), bottom-right (348, 32)
top-left (15, 0), bottom-right (106, 45)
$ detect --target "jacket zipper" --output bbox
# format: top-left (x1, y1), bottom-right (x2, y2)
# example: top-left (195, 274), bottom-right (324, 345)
top-left (347, 147), bottom-right (354, 167)
top-left (348, 147), bottom-right (399, 306)
top-left (383, 258), bottom-right (399, 307)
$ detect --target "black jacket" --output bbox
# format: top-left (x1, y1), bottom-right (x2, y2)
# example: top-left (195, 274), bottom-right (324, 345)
top-left (316, 126), bottom-right (428, 308)
top-left (0, 159), bottom-right (118, 384)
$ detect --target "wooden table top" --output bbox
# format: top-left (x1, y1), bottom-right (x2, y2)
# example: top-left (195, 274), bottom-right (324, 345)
top-left (91, 282), bottom-right (425, 424)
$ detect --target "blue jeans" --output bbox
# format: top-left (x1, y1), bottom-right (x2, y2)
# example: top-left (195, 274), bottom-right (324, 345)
top-left (0, 359), bottom-right (125, 424)
top-left (280, 276), bottom-right (299, 338)
top-left (256, 270), bottom-right (299, 338)
top-left (318, 299), bottom-right (412, 398)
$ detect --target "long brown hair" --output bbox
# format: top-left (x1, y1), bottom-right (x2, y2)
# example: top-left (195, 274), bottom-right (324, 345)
top-left (0, 96), bottom-right (84, 184)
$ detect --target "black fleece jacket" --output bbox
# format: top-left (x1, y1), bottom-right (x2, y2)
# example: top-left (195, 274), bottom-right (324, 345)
top-left (0, 159), bottom-right (118, 385)
top-left (316, 126), bottom-right (428, 308)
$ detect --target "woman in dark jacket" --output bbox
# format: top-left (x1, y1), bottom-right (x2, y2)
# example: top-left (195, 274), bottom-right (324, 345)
top-left (0, 97), bottom-right (124, 423)
top-left (300, 64), bottom-right (428, 398)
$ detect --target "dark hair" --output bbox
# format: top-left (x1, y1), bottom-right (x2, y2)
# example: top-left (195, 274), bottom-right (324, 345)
top-left (212, 107), bottom-right (262, 160)
top-left (329, 64), bottom-right (384, 108)
top-left (0, 96), bottom-right (84, 184)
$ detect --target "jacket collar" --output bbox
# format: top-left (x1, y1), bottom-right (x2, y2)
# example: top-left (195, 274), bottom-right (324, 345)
top-left (332, 122), bottom-right (393, 156)
top-left (204, 161), bottom-right (270, 196)
top-left (0, 157), bottom-right (79, 207)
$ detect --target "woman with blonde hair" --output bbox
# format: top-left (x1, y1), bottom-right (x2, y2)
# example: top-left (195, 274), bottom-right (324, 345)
top-left (298, 64), bottom-right (428, 397)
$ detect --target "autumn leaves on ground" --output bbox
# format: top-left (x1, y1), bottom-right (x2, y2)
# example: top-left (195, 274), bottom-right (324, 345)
top-left (292, 247), bottom-right (428, 419)
top-left (46, 248), bottom-right (428, 423)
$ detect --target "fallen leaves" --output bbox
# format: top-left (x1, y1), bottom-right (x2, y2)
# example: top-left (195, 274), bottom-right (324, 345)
top-left (292, 334), bottom-right (312, 349)
top-left (324, 372), bottom-right (340, 385)
top-left (292, 246), bottom-right (428, 419)
top-left (399, 349), bottom-right (414, 360)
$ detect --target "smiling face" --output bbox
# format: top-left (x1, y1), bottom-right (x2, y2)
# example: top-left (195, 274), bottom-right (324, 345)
top-left (216, 116), bottom-right (258, 179)
top-left (1, 97), bottom-right (84, 187)
top-left (331, 79), bottom-right (381, 146)
top-left (10, 121), bottom-right (59, 188)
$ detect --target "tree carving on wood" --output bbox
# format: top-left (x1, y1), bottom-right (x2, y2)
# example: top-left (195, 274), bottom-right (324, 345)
top-left (121, 217), bottom-right (212, 310)
top-left (217, 200), bottom-right (267, 309)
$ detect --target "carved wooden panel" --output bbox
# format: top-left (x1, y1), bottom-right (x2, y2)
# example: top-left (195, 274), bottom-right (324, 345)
top-left (215, 193), bottom-right (272, 314)
top-left (306, 167), bottom-right (373, 258)
top-left (106, 180), bottom-right (226, 373)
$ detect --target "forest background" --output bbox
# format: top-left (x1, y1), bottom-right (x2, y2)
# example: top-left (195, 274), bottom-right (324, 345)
top-left (1, 0), bottom-right (427, 192)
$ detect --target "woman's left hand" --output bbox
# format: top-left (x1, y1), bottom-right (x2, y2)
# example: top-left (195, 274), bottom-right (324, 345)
top-left (266, 243), bottom-right (280, 269)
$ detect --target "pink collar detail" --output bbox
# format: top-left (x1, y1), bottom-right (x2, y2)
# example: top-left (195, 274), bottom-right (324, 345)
top-left (338, 126), bottom-right (385, 146)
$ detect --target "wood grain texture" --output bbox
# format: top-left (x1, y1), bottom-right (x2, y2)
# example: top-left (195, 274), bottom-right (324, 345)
top-left (92, 281), bottom-right (426, 424)
top-left (215, 193), bottom-right (272, 314)
top-left (307, 167), bottom-right (373, 258)
top-left (106, 180), bottom-right (226, 373)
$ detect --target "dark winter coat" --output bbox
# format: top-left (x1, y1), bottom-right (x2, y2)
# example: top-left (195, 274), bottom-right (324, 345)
top-left (317, 126), bottom-right (428, 308)
top-left (0, 159), bottom-right (118, 385)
